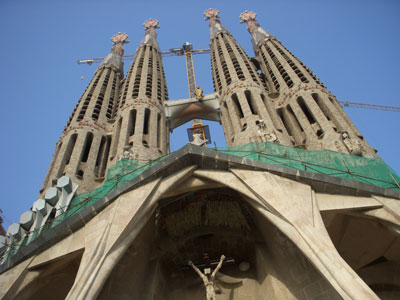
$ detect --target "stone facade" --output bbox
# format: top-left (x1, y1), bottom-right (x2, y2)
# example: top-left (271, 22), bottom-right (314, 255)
top-left (2, 10), bottom-right (399, 300)
top-left (1, 146), bottom-right (399, 299)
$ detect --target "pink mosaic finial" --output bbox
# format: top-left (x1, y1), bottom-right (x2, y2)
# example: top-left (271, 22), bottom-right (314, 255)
top-left (110, 32), bottom-right (129, 56)
top-left (239, 11), bottom-right (259, 34)
top-left (239, 10), bottom-right (273, 45)
top-left (204, 8), bottom-right (220, 20)
top-left (144, 19), bottom-right (159, 30)
top-left (112, 32), bottom-right (128, 44)
top-left (140, 19), bottom-right (160, 50)
top-left (239, 10), bottom-right (257, 23)
top-left (204, 8), bottom-right (227, 39)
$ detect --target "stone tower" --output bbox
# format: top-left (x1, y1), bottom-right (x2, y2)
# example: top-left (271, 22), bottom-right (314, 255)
top-left (112, 19), bottom-right (169, 162)
top-left (40, 33), bottom-right (128, 195)
top-left (239, 11), bottom-right (376, 157)
top-left (205, 9), bottom-right (292, 147)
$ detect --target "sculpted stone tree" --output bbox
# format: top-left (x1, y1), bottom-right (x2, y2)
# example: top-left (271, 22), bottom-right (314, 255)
top-left (188, 254), bottom-right (225, 300)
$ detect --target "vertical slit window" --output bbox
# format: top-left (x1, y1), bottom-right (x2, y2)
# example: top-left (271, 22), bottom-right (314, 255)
top-left (81, 132), bottom-right (93, 163)
top-left (277, 108), bottom-right (293, 137)
top-left (131, 48), bottom-right (145, 100)
top-left (265, 45), bottom-right (293, 88)
top-left (143, 108), bottom-right (150, 134)
top-left (287, 105), bottom-right (304, 132)
top-left (121, 60), bottom-right (135, 107)
top-left (296, 96), bottom-right (315, 124)
top-left (92, 69), bottom-right (111, 120)
top-left (146, 47), bottom-right (153, 98)
top-left (95, 136), bottom-right (106, 167)
top-left (107, 73), bottom-right (117, 120)
top-left (57, 134), bottom-right (77, 178)
top-left (100, 136), bottom-right (112, 178)
top-left (271, 42), bottom-right (309, 83)
top-left (245, 91), bottom-right (257, 115)
top-left (128, 109), bottom-right (137, 136)
top-left (231, 93), bottom-right (244, 118)
top-left (261, 46), bottom-right (280, 91)
top-left (77, 72), bottom-right (101, 121)
top-left (157, 113), bottom-right (161, 148)
top-left (223, 102), bottom-right (234, 134)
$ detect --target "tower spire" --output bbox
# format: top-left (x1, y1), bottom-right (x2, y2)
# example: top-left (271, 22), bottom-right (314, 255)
top-left (100, 32), bottom-right (129, 75)
top-left (140, 19), bottom-right (160, 51)
top-left (205, 9), bottom-right (292, 147)
top-left (40, 33), bottom-right (126, 195)
top-left (239, 11), bottom-right (274, 47)
top-left (240, 11), bottom-right (377, 157)
top-left (204, 8), bottom-right (228, 39)
top-left (112, 19), bottom-right (169, 162)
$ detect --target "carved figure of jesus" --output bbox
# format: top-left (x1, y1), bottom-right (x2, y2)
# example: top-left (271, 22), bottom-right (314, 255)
top-left (188, 255), bottom-right (225, 300)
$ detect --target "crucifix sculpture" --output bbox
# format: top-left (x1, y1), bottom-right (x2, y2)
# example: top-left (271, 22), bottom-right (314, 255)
top-left (188, 254), bottom-right (225, 300)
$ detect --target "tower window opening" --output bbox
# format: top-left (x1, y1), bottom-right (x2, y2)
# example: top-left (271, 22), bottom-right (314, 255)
top-left (143, 108), bottom-right (150, 135)
top-left (287, 105), bottom-right (304, 132)
top-left (121, 59), bottom-right (136, 107)
top-left (57, 133), bottom-right (77, 178)
top-left (266, 45), bottom-right (293, 88)
top-left (297, 96), bottom-right (316, 124)
top-left (312, 93), bottom-right (330, 120)
top-left (277, 108), bottom-right (294, 139)
top-left (260, 47), bottom-right (280, 91)
top-left (99, 135), bottom-right (112, 178)
top-left (131, 49), bottom-right (145, 99)
top-left (95, 136), bottom-right (106, 167)
top-left (76, 169), bottom-right (84, 178)
top-left (312, 93), bottom-right (344, 132)
top-left (146, 51), bottom-right (153, 98)
top-left (271, 42), bottom-right (309, 84)
top-left (244, 91), bottom-right (257, 115)
top-left (223, 101), bottom-right (234, 135)
top-left (77, 72), bottom-right (101, 121)
top-left (81, 132), bottom-right (93, 163)
top-left (231, 93), bottom-right (244, 119)
top-left (107, 74), bottom-right (117, 120)
top-left (157, 113), bottom-right (161, 148)
top-left (92, 69), bottom-right (111, 121)
top-left (128, 109), bottom-right (137, 136)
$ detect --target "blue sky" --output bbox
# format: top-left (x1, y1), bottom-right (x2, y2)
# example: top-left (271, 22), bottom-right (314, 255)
top-left (0, 0), bottom-right (399, 228)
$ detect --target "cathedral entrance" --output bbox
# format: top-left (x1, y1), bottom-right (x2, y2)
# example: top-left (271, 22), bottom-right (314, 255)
top-left (98, 187), bottom-right (341, 300)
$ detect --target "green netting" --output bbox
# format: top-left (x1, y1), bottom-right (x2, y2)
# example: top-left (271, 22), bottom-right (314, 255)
top-left (214, 142), bottom-right (400, 191)
top-left (49, 155), bottom-right (171, 229)
top-left (2, 155), bottom-right (171, 260)
top-left (4, 142), bottom-right (400, 260)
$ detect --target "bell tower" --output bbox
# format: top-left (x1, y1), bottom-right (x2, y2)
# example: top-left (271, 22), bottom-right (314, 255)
top-left (110, 19), bottom-right (169, 162)
top-left (240, 11), bottom-right (377, 157)
top-left (40, 33), bottom-right (128, 195)
top-left (205, 9), bottom-right (292, 147)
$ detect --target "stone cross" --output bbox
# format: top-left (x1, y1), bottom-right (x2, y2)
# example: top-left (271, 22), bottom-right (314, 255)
top-left (188, 254), bottom-right (225, 300)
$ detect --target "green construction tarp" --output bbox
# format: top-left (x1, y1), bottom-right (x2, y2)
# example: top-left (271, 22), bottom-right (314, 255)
top-left (6, 142), bottom-right (400, 258)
